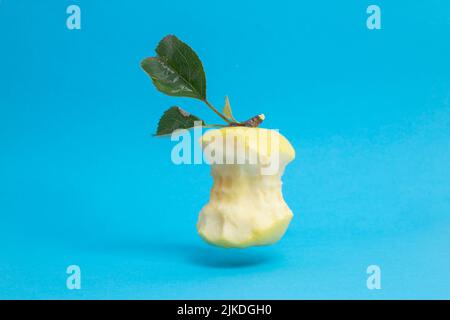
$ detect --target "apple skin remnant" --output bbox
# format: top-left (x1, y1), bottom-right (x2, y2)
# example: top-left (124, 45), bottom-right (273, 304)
top-left (197, 127), bottom-right (295, 248)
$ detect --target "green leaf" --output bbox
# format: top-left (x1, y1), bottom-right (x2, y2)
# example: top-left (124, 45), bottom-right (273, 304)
top-left (155, 106), bottom-right (205, 136)
top-left (223, 96), bottom-right (237, 122)
top-left (141, 35), bottom-right (206, 100)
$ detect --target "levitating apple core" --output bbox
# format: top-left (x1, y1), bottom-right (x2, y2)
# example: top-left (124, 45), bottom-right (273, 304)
top-left (197, 127), bottom-right (295, 248)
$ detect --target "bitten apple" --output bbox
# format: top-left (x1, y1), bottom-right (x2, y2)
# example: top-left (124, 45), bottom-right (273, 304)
top-left (197, 127), bottom-right (295, 248)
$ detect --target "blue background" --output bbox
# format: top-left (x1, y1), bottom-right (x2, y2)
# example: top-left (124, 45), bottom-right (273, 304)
top-left (1, 0), bottom-right (449, 299)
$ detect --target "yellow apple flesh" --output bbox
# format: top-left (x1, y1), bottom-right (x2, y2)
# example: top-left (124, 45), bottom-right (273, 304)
top-left (197, 127), bottom-right (295, 248)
